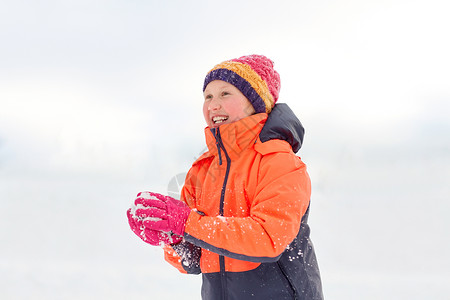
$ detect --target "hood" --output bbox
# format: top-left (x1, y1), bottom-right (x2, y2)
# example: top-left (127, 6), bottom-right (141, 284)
top-left (259, 103), bottom-right (304, 153)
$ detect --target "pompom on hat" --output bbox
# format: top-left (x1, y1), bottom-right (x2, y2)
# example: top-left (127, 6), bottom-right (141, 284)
top-left (203, 54), bottom-right (280, 114)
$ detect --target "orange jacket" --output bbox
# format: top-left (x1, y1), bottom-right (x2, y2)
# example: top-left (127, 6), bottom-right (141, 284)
top-left (165, 110), bottom-right (310, 273)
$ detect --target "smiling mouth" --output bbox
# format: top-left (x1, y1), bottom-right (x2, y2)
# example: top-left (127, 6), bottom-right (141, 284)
top-left (212, 116), bottom-right (229, 125)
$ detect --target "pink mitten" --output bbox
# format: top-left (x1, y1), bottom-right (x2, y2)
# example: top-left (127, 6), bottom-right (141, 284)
top-left (127, 208), bottom-right (182, 246)
top-left (127, 208), bottom-right (141, 237)
top-left (134, 191), bottom-right (191, 237)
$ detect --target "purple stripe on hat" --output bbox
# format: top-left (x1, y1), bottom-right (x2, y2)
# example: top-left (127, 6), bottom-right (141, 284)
top-left (203, 68), bottom-right (266, 114)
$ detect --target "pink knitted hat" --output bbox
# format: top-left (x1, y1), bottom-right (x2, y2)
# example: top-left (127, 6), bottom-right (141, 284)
top-left (203, 54), bottom-right (281, 114)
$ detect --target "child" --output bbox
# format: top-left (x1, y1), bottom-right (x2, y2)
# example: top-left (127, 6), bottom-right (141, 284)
top-left (127, 55), bottom-right (323, 300)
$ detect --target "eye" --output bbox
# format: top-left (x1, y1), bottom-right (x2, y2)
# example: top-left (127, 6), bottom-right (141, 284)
top-left (221, 91), bottom-right (230, 97)
top-left (204, 94), bottom-right (212, 101)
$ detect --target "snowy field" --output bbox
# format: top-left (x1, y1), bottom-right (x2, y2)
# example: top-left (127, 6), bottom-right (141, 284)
top-left (1, 1), bottom-right (449, 299)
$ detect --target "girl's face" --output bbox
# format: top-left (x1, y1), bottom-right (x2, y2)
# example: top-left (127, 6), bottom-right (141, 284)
top-left (203, 80), bottom-right (256, 128)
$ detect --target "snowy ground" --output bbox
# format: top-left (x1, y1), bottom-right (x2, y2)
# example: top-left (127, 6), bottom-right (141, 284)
top-left (0, 178), bottom-right (202, 300)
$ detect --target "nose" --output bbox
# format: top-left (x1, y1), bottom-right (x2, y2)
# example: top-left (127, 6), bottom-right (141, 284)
top-left (208, 97), bottom-right (221, 111)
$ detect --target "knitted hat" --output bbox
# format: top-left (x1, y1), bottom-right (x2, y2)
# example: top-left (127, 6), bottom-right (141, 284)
top-left (203, 54), bottom-right (280, 114)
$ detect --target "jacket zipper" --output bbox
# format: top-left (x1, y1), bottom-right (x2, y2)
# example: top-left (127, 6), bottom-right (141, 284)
top-left (214, 128), bottom-right (231, 300)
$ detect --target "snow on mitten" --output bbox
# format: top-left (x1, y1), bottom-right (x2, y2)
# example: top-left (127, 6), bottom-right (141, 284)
top-left (127, 206), bottom-right (182, 246)
top-left (134, 191), bottom-right (191, 237)
top-left (127, 208), bottom-right (142, 237)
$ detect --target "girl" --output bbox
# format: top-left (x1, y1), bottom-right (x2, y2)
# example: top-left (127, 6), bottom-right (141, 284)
top-left (127, 55), bottom-right (323, 300)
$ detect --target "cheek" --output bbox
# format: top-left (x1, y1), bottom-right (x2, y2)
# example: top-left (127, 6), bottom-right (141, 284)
top-left (202, 102), bottom-right (210, 124)
top-left (233, 99), bottom-right (254, 119)
top-left (226, 106), bottom-right (245, 121)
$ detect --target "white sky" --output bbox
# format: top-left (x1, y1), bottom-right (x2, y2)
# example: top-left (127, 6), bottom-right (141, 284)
top-left (1, 0), bottom-right (449, 299)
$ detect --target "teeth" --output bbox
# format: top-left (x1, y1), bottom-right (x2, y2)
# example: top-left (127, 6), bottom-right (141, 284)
top-left (213, 116), bottom-right (228, 124)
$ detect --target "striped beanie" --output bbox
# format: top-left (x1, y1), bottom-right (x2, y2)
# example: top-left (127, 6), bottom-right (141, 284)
top-left (203, 54), bottom-right (280, 114)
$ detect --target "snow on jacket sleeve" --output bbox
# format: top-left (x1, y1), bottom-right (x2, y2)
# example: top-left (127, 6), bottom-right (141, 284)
top-left (163, 245), bottom-right (187, 274)
top-left (163, 241), bottom-right (202, 274)
top-left (183, 140), bottom-right (311, 262)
